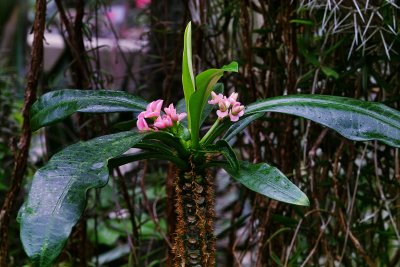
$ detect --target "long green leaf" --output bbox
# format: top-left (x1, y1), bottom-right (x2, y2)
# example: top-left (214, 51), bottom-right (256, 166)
top-left (18, 131), bottom-right (147, 266)
top-left (31, 89), bottom-right (147, 131)
top-left (205, 140), bottom-right (239, 171)
top-left (245, 94), bottom-right (400, 147)
top-left (223, 161), bottom-right (309, 206)
top-left (182, 22), bottom-right (195, 131)
top-left (189, 62), bottom-right (238, 147)
top-left (223, 113), bottom-right (263, 142)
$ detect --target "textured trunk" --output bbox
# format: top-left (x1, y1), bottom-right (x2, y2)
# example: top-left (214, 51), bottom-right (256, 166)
top-left (170, 160), bottom-right (216, 267)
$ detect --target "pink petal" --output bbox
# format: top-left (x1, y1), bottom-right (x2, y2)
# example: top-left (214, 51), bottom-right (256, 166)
top-left (217, 110), bottom-right (228, 118)
top-left (153, 118), bottom-right (166, 129)
top-left (229, 112), bottom-right (240, 122)
top-left (165, 103), bottom-right (179, 121)
top-left (177, 112), bottom-right (187, 121)
top-left (137, 113), bottom-right (150, 131)
top-left (208, 91), bottom-right (223, 105)
top-left (228, 92), bottom-right (238, 104)
top-left (153, 115), bottom-right (173, 129)
top-left (145, 100), bottom-right (163, 118)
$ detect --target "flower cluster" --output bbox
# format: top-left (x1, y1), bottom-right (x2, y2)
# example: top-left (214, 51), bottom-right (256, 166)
top-left (208, 91), bottom-right (245, 122)
top-left (137, 100), bottom-right (187, 131)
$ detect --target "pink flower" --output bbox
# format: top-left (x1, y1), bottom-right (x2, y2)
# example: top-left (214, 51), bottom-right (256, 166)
top-left (228, 92), bottom-right (238, 104)
top-left (136, 112), bottom-right (151, 131)
top-left (208, 91), bottom-right (224, 105)
top-left (136, 100), bottom-right (187, 132)
top-left (154, 115), bottom-right (173, 129)
top-left (216, 96), bottom-right (231, 119)
top-left (229, 102), bottom-right (245, 122)
top-left (143, 100), bottom-right (163, 118)
top-left (164, 104), bottom-right (187, 122)
top-left (218, 97), bottom-right (231, 112)
top-left (208, 91), bottom-right (245, 122)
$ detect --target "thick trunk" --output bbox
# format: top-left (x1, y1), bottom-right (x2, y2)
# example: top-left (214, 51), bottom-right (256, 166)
top-left (170, 161), bottom-right (216, 267)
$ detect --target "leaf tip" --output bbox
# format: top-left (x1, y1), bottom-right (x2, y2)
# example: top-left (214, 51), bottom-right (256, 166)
top-left (296, 193), bottom-right (310, 206)
top-left (223, 61), bottom-right (239, 72)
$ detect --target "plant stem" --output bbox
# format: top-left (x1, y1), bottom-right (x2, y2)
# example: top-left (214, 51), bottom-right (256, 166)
top-left (199, 119), bottom-right (220, 146)
top-left (171, 160), bottom-right (215, 266)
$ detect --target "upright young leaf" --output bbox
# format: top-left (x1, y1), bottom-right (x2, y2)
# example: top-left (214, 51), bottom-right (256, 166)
top-left (245, 94), bottom-right (400, 147)
top-left (223, 161), bottom-right (310, 206)
top-left (176, 83), bottom-right (224, 128)
top-left (182, 22), bottom-right (195, 130)
top-left (19, 131), bottom-right (147, 267)
top-left (31, 89), bottom-right (148, 131)
top-left (189, 62), bottom-right (238, 147)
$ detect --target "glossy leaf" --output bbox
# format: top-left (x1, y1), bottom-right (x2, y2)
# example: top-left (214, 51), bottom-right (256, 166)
top-left (223, 161), bottom-right (310, 206)
top-left (31, 89), bottom-right (147, 131)
top-left (182, 22), bottom-right (195, 130)
top-left (19, 131), bottom-right (147, 266)
top-left (246, 94), bottom-right (400, 147)
top-left (206, 140), bottom-right (239, 171)
top-left (189, 61), bottom-right (238, 147)
top-left (223, 113), bottom-right (263, 142)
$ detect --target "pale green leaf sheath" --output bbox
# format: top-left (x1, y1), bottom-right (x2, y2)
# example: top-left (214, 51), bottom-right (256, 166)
top-left (245, 94), bottom-right (400, 147)
top-left (223, 161), bottom-right (309, 206)
top-left (19, 131), bottom-right (147, 267)
top-left (30, 89), bottom-right (148, 131)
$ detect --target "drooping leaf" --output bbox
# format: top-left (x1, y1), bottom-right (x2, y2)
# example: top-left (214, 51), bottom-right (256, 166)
top-left (189, 61), bottom-right (238, 147)
top-left (182, 22), bottom-right (195, 130)
top-left (31, 89), bottom-right (147, 131)
top-left (223, 161), bottom-right (309, 206)
top-left (245, 94), bottom-right (400, 147)
top-left (206, 140), bottom-right (239, 171)
top-left (18, 131), bottom-right (147, 266)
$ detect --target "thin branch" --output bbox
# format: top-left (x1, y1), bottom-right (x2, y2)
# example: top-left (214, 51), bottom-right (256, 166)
top-left (0, 0), bottom-right (46, 265)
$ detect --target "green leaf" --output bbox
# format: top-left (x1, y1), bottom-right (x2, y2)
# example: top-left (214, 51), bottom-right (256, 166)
top-left (290, 19), bottom-right (314, 26)
top-left (175, 83), bottom-right (224, 128)
top-left (31, 89), bottom-right (147, 131)
top-left (321, 66), bottom-right (339, 79)
top-left (223, 113), bottom-right (263, 142)
top-left (182, 22), bottom-right (195, 130)
top-left (246, 94), bottom-right (400, 147)
top-left (206, 140), bottom-right (239, 171)
top-left (18, 131), bottom-right (147, 266)
top-left (189, 61), bottom-right (238, 147)
top-left (223, 161), bottom-right (309, 206)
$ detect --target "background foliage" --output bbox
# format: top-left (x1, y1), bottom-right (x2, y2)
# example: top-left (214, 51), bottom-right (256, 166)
top-left (0, 0), bottom-right (399, 266)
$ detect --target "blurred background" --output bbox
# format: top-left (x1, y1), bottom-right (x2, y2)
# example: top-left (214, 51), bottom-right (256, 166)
top-left (0, 0), bottom-right (399, 266)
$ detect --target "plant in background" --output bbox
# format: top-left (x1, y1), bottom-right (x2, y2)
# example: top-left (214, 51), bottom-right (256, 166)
top-left (299, 0), bottom-right (400, 58)
top-left (19, 22), bottom-right (400, 266)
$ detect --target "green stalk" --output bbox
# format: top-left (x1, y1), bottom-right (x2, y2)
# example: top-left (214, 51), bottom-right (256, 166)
top-left (199, 119), bottom-right (220, 146)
